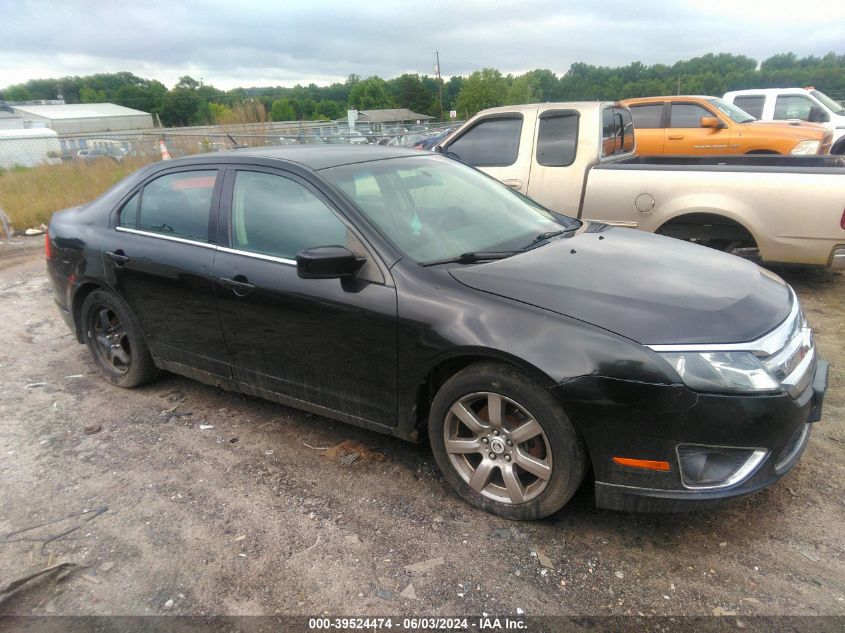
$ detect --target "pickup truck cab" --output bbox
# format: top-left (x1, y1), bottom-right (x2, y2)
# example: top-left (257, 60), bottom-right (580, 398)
top-left (621, 95), bottom-right (832, 156)
top-left (437, 102), bottom-right (845, 268)
top-left (723, 88), bottom-right (845, 155)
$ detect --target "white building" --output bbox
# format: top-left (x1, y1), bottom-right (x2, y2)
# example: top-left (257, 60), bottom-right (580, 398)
top-left (11, 103), bottom-right (154, 134)
top-left (0, 128), bottom-right (62, 169)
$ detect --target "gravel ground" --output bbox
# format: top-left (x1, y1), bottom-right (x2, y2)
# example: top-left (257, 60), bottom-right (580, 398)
top-left (0, 239), bottom-right (842, 618)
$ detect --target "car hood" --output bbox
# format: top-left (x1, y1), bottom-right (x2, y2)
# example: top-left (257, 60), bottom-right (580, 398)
top-left (742, 120), bottom-right (829, 139)
top-left (449, 225), bottom-right (792, 345)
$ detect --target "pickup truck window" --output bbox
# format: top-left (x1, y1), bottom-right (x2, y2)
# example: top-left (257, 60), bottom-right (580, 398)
top-left (601, 107), bottom-right (634, 157)
top-left (669, 104), bottom-right (714, 128)
top-left (732, 95), bottom-right (765, 119)
top-left (774, 95), bottom-right (817, 121)
top-left (447, 116), bottom-right (523, 167)
top-left (536, 112), bottom-right (578, 167)
top-left (810, 90), bottom-right (845, 115)
top-left (708, 98), bottom-right (755, 123)
top-left (629, 104), bottom-right (664, 129)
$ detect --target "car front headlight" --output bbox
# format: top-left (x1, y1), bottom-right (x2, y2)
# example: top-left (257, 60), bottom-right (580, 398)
top-left (790, 139), bottom-right (821, 155)
top-left (659, 351), bottom-right (780, 393)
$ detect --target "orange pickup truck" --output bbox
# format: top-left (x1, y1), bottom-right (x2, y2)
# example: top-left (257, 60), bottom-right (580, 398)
top-left (621, 95), bottom-right (832, 156)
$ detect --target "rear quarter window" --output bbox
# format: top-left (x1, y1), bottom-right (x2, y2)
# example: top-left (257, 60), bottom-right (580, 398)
top-left (446, 116), bottom-right (523, 167)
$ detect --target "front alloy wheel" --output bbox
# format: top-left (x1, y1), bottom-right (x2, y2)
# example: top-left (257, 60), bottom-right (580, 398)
top-left (444, 392), bottom-right (553, 504)
top-left (429, 363), bottom-right (586, 520)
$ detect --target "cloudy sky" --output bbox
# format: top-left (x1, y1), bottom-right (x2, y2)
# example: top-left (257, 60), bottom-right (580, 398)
top-left (2, 0), bottom-right (844, 90)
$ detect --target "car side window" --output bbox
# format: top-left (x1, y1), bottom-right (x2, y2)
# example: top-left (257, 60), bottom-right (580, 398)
top-left (629, 104), bottom-right (664, 129)
top-left (536, 112), bottom-right (578, 167)
top-left (669, 104), bottom-right (714, 128)
top-left (118, 190), bottom-right (141, 228)
top-left (733, 95), bottom-right (765, 119)
top-left (136, 170), bottom-right (217, 242)
top-left (446, 116), bottom-right (522, 167)
top-left (774, 95), bottom-right (815, 121)
top-left (231, 171), bottom-right (347, 260)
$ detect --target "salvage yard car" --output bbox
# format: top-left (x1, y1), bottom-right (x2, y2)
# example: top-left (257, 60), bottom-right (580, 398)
top-left (621, 95), bottom-right (832, 156)
top-left (436, 102), bottom-right (845, 269)
top-left (47, 146), bottom-right (828, 518)
top-left (723, 87), bottom-right (845, 155)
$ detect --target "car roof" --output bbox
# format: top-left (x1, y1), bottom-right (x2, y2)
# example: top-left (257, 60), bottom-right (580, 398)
top-left (724, 88), bottom-right (811, 96)
top-left (622, 95), bottom-right (717, 104)
top-left (184, 144), bottom-right (425, 171)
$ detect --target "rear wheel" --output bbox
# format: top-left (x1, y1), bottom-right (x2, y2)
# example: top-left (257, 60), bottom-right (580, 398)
top-left (81, 289), bottom-right (158, 388)
top-left (428, 363), bottom-right (586, 520)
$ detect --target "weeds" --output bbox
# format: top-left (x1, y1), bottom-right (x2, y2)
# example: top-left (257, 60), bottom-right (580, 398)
top-left (0, 157), bottom-right (155, 231)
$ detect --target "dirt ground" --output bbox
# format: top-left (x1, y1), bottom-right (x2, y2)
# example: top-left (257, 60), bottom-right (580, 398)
top-left (0, 239), bottom-right (843, 618)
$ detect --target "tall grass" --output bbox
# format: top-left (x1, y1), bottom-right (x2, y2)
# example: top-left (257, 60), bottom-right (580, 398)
top-left (0, 157), bottom-right (155, 231)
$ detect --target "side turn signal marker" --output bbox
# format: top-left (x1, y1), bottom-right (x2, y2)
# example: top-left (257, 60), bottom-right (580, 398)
top-left (613, 456), bottom-right (671, 471)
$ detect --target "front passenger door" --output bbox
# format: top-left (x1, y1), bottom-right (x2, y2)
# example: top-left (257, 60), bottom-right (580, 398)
top-left (213, 168), bottom-right (398, 427)
top-left (666, 102), bottom-right (731, 154)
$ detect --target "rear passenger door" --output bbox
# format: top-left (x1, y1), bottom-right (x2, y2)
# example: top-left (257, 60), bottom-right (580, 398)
top-left (442, 112), bottom-right (534, 194)
top-left (628, 104), bottom-right (666, 154)
top-left (525, 109), bottom-right (583, 215)
top-left (107, 167), bottom-right (230, 377)
top-left (212, 167), bottom-right (398, 427)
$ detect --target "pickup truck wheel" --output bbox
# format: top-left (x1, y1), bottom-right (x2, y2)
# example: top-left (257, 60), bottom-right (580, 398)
top-left (81, 289), bottom-right (158, 388)
top-left (428, 363), bottom-right (586, 520)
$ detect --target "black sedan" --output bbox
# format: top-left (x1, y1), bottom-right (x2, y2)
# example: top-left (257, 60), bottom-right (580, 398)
top-left (46, 146), bottom-right (828, 518)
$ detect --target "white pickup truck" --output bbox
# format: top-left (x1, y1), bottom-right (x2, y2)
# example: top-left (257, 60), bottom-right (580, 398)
top-left (437, 102), bottom-right (845, 268)
top-left (723, 88), bottom-right (845, 155)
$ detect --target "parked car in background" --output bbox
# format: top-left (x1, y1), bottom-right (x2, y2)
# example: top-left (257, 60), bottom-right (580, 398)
top-left (413, 128), bottom-right (454, 150)
top-left (436, 102), bottom-right (845, 268)
top-left (723, 88), bottom-right (845, 154)
top-left (46, 145), bottom-right (827, 517)
top-left (77, 147), bottom-right (127, 163)
top-left (621, 95), bottom-right (832, 155)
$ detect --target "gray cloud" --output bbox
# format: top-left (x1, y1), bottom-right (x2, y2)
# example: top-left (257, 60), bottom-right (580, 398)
top-left (2, 0), bottom-right (843, 89)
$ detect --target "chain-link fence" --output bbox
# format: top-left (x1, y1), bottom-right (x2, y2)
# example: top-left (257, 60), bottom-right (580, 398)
top-left (0, 120), bottom-right (460, 171)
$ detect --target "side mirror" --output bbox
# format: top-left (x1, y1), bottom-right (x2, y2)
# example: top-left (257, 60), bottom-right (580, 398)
top-left (808, 105), bottom-right (829, 123)
top-left (296, 246), bottom-right (366, 279)
top-left (296, 246), bottom-right (365, 280)
top-left (700, 117), bottom-right (722, 129)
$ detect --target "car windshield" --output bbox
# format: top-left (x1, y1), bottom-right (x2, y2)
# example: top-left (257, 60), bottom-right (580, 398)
top-left (810, 90), bottom-right (845, 115)
top-left (322, 155), bottom-right (576, 264)
top-left (707, 97), bottom-right (755, 123)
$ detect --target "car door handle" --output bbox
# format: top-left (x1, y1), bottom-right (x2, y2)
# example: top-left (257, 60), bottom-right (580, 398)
top-left (219, 276), bottom-right (256, 297)
top-left (502, 178), bottom-right (523, 190)
top-left (105, 250), bottom-right (130, 265)
top-left (667, 135), bottom-right (684, 140)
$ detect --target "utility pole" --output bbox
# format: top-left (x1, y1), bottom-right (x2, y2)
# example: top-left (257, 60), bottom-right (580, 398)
top-left (435, 51), bottom-right (443, 122)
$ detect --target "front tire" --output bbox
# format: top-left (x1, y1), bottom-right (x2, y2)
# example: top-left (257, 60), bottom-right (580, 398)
top-left (81, 288), bottom-right (158, 388)
top-left (428, 363), bottom-right (587, 520)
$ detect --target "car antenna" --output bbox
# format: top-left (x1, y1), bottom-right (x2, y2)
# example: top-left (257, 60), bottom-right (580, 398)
top-left (226, 132), bottom-right (247, 149)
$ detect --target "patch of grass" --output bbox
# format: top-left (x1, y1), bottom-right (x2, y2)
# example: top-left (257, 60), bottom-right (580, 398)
top-left (0, 157), bottom-right (155, 231)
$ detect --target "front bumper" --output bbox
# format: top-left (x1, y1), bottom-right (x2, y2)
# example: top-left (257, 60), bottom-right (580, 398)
top-left (554, 358), bottom-right (828, 512)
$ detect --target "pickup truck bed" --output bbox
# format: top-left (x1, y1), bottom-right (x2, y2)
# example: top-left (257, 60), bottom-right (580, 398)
top-left (439, 102), bottom-right (845, 268)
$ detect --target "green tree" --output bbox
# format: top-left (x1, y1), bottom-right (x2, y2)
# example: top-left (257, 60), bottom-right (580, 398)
top-left (455, 69), bottom-right (508, 117)
top-left (388, 74), bottom-right (436, 114)
top-left (505, 74), bottom-right (542, 105)
top-left (270, 98), bottom-right (296, 121)
top-left (160, 87), bottom-right (201, 126)
top-left (348, 77), bottom-right (393, 110)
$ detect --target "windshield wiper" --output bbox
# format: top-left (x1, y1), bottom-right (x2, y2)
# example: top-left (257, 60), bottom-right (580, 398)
top-left (421, 251), bottom-right (519, 266)
top-left (523, 229), bottom-right (571, 250)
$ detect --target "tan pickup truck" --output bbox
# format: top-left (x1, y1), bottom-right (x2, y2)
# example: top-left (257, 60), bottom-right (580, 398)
top-left (437, 102), bottom-right (845, 268)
